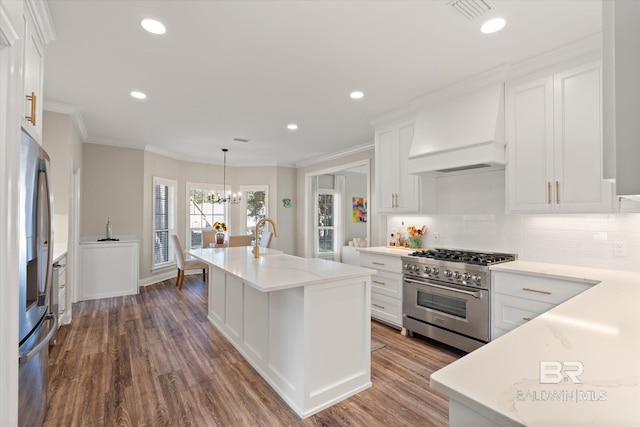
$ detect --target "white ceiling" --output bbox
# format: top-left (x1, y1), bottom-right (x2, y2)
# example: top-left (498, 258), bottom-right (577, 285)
top-left (43, 0), bottom-right (601, 167)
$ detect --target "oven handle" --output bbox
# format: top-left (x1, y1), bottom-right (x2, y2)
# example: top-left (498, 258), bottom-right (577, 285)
top-left (404, 277), bottom-right (483, 299)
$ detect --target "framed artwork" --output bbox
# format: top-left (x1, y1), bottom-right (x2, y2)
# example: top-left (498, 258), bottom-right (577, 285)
top-left (352, 197), bottom-right (367, 223)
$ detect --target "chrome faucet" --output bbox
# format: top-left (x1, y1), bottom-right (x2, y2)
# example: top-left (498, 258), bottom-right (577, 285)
top-left (253, 217), bottom-right (278, 258)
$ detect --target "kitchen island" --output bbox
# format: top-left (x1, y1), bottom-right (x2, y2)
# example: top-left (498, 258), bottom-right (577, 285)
top-left (430, 261), bottom-right (640, 426)
top-left (188, 247), bottom-right (375, 418)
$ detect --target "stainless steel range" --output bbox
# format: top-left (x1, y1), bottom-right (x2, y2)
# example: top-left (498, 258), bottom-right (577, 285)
top-left (402, 248), bottom-right (516, 352)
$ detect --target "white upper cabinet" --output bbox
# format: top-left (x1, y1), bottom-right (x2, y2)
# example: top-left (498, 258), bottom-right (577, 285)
top-left (375, 118), bottom-right (420, 213)
top-left (21, 5), bottom-right (45, 143)
top-left (506, 61), bottom-right (613, 212)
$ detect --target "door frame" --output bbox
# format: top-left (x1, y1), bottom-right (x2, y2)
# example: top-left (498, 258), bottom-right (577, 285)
top-left (303, 159), bottom-right (371, 259)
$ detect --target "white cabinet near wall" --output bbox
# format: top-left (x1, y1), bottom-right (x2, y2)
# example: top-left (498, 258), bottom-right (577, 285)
top-left (54, 254), bottom-right (71, 325)
top-left (359, 251), bottom-right (403, 328)
top-left (491, 271), bottom-right (593, 340)
top-left (374, 118), bottom-right (420, 213)
top-left (21, 3), bottom-right (45, 142)
top-left (506, 60), bottom-right (613, 212)
top-left (78, 239), bottom-right (139, 301)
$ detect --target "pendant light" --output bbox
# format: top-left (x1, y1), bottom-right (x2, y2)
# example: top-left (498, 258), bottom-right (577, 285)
top-left (208, 148), bottom-right (241, 204)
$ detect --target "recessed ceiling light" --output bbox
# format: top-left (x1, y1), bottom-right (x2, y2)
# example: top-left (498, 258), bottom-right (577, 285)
top-left (350, 91), bottom-right (364, 99)
top-left (130, 91), bottom-right (147, 100)
top-left (141, 18), bottom-right (166, 35)
top-left (287, 123), bottom-right (298, 130)
top-left (480, 17), bottom-right (506, 34)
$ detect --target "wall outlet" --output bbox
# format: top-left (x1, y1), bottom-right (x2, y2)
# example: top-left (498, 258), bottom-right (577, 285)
top-left (433, 232), bottom-right (440, 242)
top-left (614, 241), bottom-right (627, 257)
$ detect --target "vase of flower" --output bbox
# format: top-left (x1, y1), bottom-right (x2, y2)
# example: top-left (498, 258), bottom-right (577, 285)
top-left (407, 225), bottom-right (428, 249)
top-left (213, 221), bottom-right (227, 245)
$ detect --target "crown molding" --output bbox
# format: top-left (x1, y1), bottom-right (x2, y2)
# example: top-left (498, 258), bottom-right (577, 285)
top-left (505, 33), bottom-right (601, 81)
top-left (295, 142), bottom-right (374, 168)
top-left (0, 2), bottom-right (20, 48)
top-left (43, 100), bottom-right (88, 141)
top-left (25, 0), bottom-right (56, 43)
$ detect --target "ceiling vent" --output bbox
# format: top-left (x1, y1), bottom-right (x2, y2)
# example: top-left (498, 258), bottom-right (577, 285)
top-left (448, 0), bottom-right (493, 20)
top-left (233, 138), bottom-right (250, 143)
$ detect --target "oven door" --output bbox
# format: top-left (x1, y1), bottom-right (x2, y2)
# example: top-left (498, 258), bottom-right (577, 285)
top-left (403, 275), bottom-right (489, 342)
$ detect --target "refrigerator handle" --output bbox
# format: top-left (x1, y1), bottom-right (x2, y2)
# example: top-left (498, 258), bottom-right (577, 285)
top-left (18, 312), bottom-right (57, 365)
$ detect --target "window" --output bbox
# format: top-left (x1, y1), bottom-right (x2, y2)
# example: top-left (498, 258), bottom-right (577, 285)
top-left (317, 191), bottom-right (335, 256)
top-left (187, 182), bottom-right (227, 249)
top-left (241, 185), bottom-right (268, 241)
top-left (153, 177), bottom-right (176, 267)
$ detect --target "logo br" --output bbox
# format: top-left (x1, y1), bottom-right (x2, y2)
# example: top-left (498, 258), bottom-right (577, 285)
top-left (539, 361), bottom-right (584, 384)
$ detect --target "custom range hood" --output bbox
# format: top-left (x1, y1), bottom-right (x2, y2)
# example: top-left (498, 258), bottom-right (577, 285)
top-left (408, 83), bottom-right (506, 174)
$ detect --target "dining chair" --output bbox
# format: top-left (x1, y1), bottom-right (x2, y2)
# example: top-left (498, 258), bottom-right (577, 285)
top-left (171, 234), bottom-right (208, 290)
top-left (259, 231), bottom-right (273, 248)
top-left (202, 230), bottom-right (217, 248)
top-left (227, 235), bottom-right (253, 247)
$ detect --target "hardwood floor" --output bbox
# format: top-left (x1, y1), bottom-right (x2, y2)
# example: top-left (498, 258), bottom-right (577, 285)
top-left (45, 276), bottom-right (462, 426)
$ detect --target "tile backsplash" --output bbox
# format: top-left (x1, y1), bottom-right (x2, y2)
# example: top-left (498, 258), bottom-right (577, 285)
top-left (387, 170), bottom-right (640, 272)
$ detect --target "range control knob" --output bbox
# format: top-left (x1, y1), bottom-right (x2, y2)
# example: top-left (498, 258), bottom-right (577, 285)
top-left (403, 263), bottom-right (410, 270)
top-left (431, 268), bottom-right (439, 276)
top-left (444, 270), bottom-right (452, 278)
top-left (424, 267), bottom-right (432, 274)
top-left (452, 272), bottom-right (461, 280)
top-left (472, 275), bottom-right (481, 283)
top-left (462, 273), bottom-right (471, 281)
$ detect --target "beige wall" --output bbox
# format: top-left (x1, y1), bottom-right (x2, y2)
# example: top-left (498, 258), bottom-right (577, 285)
top-left (81, 144), bottom-right (144, 240)
top-left (276, 166), bottom-right (297, 254)
top-left (43, 110), bottom-right (83, 245)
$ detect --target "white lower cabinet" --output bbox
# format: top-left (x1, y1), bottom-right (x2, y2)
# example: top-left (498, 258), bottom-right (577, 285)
top-left (491, 271), bottom-right (593, 340)
top-left (55, 254), bottom-right (69, 325)
top-left (360, 252), bottom-right (403, 328)
top-left (78, 240), bottom-right (139, 301)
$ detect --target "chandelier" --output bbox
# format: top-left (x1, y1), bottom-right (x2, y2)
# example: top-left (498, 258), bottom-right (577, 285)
top-left (208, 148), bottom-right (241, 204)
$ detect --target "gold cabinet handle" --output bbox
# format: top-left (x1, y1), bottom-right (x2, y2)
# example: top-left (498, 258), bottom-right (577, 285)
top-left (26, 92), bottom-right (36, 126)
top-left (556, 181), bottom-right (560, 204)
top-left (371, 261), bottom-right (385, 266)
top-left (522, 317), bottom-right (532, 321)
top-left (522, 287), bottom-right (552, 295)
top-left (547, 182), bottom-right (551, 205)
top-left (372, 280), bottom-right (386, 285)
top-left (372, 303), bottom-right (385, 309)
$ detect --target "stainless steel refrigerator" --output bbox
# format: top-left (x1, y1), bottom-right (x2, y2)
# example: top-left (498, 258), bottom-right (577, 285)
top-left (18, 130), bottom-right (57, 426)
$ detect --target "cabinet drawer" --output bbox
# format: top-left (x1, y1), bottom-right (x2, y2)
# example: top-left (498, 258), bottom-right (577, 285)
top-left (371, 270), bottom-right (402, 298)
top-left (59, 288), bottom-right (66, 313)
top-left (493, 272), bottom-right (592, 305)
top-left (371, 293), bottom-right (402, 328)
top-left (493, 293), bottom-right (554, 333)
top-left (360, 253), bottom-right (402, 274)
top-left (58, 266), bottom-right (67, 287)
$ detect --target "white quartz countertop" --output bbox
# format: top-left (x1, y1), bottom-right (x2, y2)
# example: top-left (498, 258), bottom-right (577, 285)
top-left (188, 247), bottom-right (376, 292)
top-left (431, 261), bottom-right (640, 426)
top-left (357, 246), bottom-right (417, 257)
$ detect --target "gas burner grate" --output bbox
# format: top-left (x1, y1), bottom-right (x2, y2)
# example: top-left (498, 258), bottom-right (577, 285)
top-left (408, 249), bottom-right (515, 266)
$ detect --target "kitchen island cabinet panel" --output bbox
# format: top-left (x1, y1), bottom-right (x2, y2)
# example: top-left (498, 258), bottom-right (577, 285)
top-left (191, 247), bottom-right (373, 419)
